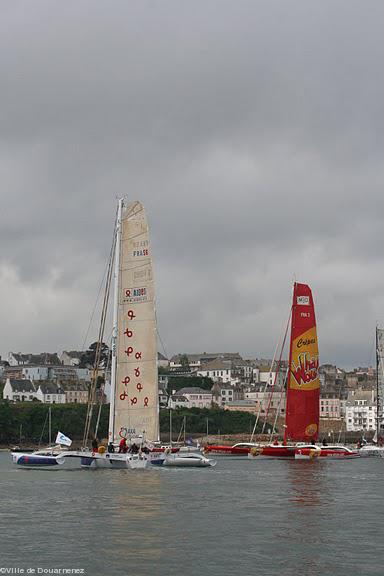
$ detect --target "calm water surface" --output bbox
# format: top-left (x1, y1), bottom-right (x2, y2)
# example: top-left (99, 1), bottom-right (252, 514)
top-left (0, 452), bottom-right (383, 576)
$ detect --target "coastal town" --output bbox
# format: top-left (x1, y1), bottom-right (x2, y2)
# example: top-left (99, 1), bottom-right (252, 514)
top-left (0, 348), bottom-right (379, 438)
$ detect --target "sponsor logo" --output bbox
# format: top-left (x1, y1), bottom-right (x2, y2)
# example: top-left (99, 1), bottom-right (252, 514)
top-left (132, 249), bottom-right (149, 257)
top-left (297, 296), bottom-right (310, 305)
top-left (297, 337), bottom-right (316, 348)
top-left (291, 353), bottom-right (319, 386)
top-left (123, 287), bottom-right (148, 303)
top-left (305, 423), bottom-right (318, 437)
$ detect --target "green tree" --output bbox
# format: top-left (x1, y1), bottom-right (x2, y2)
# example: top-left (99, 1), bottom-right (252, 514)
top-left (80, 341), bottom-right (110, 369)
top-left (179, 354), bottom-right (190, 372)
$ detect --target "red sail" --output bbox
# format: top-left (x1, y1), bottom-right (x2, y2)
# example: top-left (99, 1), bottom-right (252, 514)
top-left (284, 283), bottom-right (320, 442)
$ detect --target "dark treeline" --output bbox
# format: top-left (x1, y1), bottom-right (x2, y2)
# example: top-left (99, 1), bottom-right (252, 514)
top-left (0, 402), bottom-right (262, 445)
top-left (159, 407), bottom-right (261, 436)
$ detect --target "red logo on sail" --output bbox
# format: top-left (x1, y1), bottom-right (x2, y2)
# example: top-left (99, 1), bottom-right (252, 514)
top-left (291, 353), bottom-right (319, 386)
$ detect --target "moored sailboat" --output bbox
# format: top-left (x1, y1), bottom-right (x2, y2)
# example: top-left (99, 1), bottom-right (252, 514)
top-left (12, 199), bottom-right (159, 470)
top-left (249, 282), bottom-right (320, 458)
top-left (359, 326), bottom-right (384, 457)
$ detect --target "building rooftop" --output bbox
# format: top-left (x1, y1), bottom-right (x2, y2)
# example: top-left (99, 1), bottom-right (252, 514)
top-left (176, 387), bottom-right (212, 395)
top-left (7, 379), bottom-right (35, 393)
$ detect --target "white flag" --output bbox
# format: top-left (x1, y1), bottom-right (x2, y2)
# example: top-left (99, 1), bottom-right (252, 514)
top-left (55, 431), bottom-right (72, 446)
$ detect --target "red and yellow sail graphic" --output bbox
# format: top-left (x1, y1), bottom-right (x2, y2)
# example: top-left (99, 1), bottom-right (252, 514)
top-left (284, 283), bottom-right (320, 442)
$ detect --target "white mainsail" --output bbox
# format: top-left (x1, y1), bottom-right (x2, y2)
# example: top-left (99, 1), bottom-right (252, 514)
top-left (109, 200), bottom-right (159, 444)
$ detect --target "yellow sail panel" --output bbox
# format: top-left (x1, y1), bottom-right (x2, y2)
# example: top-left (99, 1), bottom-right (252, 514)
top-left (114, 201), bottom-right (159, 442)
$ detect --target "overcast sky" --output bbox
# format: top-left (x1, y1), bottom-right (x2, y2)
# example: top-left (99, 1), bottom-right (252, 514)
top-left (1, 0), bottom-right (384, 369)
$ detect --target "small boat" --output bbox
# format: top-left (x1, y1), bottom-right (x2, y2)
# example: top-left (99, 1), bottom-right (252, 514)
top-left (12, 447), bottom-right (80, 470)
top-left (204, 442), bottom-right (258, 455)
top-left (153, 452), bottom-right (215, 467)
top-left (295, 445), bottom-right (360, 459)
top-left (359, 444), bottom-right (384, 458)
top-left (12, 448), bottom-right (149, 469)
top-left (358, 327), bottom-right (384, 457)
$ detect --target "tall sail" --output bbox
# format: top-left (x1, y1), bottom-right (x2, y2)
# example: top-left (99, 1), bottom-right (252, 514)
top-left (284, 283), bottom-right (320, 442)
top-left (110, 200), bottom-right (159, 444)
top-left (376, 328), bottom-right (384, 440)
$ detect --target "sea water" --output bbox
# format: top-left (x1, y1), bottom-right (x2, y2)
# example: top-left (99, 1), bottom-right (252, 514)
top-left (0, 452), bottom-right (383, 576)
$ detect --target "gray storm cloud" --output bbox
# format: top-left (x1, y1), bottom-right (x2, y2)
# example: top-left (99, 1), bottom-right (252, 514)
top-left (1, 0), bottom-right (384, 368)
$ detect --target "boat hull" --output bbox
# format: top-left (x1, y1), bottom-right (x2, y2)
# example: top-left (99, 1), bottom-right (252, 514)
top-left (295, 447), bottom-right (360, 460)
top-left (358, 445), bottom-right (384, 457)
top-left (162, 454), bottom-right (215, 467)
top-left (12, 451), bottom-right (149, 469)
top-left (204, 443), bottom-right (257, 455)
top-left (12, 452), bottom-right (81, 470)
top-left (251, 445), bottom-right (296, 459)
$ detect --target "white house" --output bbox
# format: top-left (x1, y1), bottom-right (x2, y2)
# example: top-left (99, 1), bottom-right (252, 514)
top-left (172, 387), bottom-right (213, 409)
top-left (8, 352), bottom-right (61, 366)
top-left (8, 353), bottom-right (30, 367)
top-left (168, 394), bottom-right (189, 409)
top-left (21, 366), bottom-right (49, 382)
top-left (345, 390), bottom-right (377, 432)
top-left (169, 352), bottom-right (243, 372)
top-left (157, 352), bottom-right (169, 369)
top-left (3, 378), bottom-right (36, 401)
top-left (158, 389), bottom-right (168, 407)
top-left (259, 369), bottom-right (287, 389)
top-left (35, 383), bottom-right (66, 404)
top-left (197, 359), bottom-right (235, 384)
top-left (211, 382), bottom-right (234, 407)
top-left (60, 351), bottom-right (82, 366)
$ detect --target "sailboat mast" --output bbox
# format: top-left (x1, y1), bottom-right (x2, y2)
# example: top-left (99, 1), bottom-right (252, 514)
top-left (108, 198), bottom-right (123, 444)
top-left (283, 285), bottom-right (295, 444)
top-left (49, 407), bottom-right (52, 446)
top-left (376, 326), bottom-right (380, 441)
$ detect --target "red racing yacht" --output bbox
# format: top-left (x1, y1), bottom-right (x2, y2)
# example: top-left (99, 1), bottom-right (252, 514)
top-left (249, 283), bottom-right (320, 459)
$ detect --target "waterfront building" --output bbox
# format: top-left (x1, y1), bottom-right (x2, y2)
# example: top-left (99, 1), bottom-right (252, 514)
top-left (169, 387), bottom-right (213, 409)
top-left (211, 382), bottom-right (234, 407)
top-left (196, 359), bottom-right (235, 384)
top-left (345, 389), bottom-right (376, 432)
top-left (60, 350), bottom-right (83, 366)
top-left (60, 381), bottom-right (89, 404)
top-left (34, 382), bottom-right (66, 404)
top-left (168, 394), bottom-right (189, 409)
top-left (3, 378), bottom-right (36, 401)
top-left (157, 352), bottom-right (169, 369)
top-left (158, 387), bottom-right (168, 407)
top-left (169, 352), bottom-right (243, 372)
top-left (258, 368), bottom-right (287, 389)
top-left (8, 352), bottom-right (61, 366)
top-left (224, 400), bottom-right (258, 414)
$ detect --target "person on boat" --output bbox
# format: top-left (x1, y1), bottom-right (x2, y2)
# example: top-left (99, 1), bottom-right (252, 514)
top-left (273, 438), bottom-right (279, 445)
top-left (141, 445), bottom-right (150, 454)
top-left (322, 438), bottom-right (328, 446)
top-left (130, 443), bottom-right (139, 454)
top-left (118, 437), bottom-right (127, 453)
top-left (107, 442), bottom-right (115, 453)
top-left (91, 437), bottom-right (99, 453)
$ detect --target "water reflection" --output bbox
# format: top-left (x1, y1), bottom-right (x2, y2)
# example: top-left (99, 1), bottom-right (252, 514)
top-left (286, 460), bottom-right (331, 508)
top-left (98, 470), bottom-right (165, 567)
top-left (273, 461), bottom-right (333, 576)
